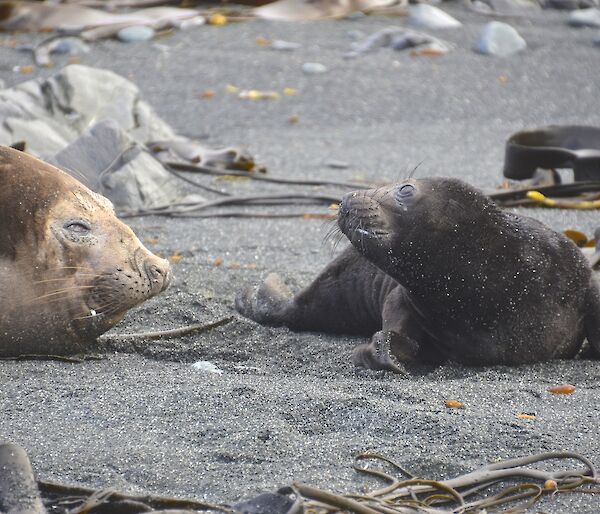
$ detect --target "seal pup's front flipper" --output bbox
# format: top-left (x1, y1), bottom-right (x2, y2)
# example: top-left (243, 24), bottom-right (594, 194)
top-left (351, 287), bottom-right (426, 375)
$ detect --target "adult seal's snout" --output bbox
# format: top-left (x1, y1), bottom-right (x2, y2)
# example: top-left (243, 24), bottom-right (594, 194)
top-left (144, 257), bottom-right (171, 292)
top-left (0, 145), bottom-right (172, 357)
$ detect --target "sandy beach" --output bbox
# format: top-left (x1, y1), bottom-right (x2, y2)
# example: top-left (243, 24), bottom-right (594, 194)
top-left (1, 5), bottom-right (600, 511)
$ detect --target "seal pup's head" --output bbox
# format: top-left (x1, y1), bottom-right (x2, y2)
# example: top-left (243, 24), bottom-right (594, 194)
top-left (338, 177), bottom-right (500, 289)
top-left (0, 146), bottom-right (171, 356)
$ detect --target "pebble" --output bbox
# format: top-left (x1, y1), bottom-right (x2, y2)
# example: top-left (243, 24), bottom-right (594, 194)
top-left (271, 40), bottom-right (301, 51)
top-left (176, 16), bottom-right (206, 30)
top-left (191, 360), bottom-right (224, 374)
top-left (568, 7), bottom-right (600, 27)
top-left (117, 25), bottom-right (155, 43)
top-left (326, 159), bottom-right (350, 169)
top-left (50, 38), bottom-right (90, 55)
top-left (302, 62), bottom-right (328, 74)
top-left (408, 4), bottom-right (462, 29)
top-left (476, 21), bottom-right (526, 56)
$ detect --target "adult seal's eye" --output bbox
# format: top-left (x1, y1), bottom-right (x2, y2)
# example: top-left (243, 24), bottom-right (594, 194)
top-left (64, 220), bottom-right (91, 233)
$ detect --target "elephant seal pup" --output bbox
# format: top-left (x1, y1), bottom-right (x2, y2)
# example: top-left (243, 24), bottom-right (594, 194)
top-left (236, 177), bottom-right (600, 371)
top-left (0, 146), bottom-right (171, 357)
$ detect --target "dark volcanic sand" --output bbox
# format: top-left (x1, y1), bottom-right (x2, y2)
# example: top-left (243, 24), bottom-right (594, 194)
top-left (1, 6), bottom-right (600, 512)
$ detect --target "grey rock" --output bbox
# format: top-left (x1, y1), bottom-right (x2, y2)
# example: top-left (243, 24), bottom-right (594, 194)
top-left (51, 120), bottom-right (182, 211)
top-left (325, 159), bottom-right (350, 169)
top-left (594, 31), bottom-right (600, 44)
top-left (302, 62), bottom-right (328, 74)
top-left (0, 443), bottom-right (45, 514)
top-left (345, 26), bottom-right (451, 58)
top-left (476, 21), bottom-right (527, 56)
top-left (473, 0), bottom-right (541, 14)
top-left (408, 4), bottom-right (462, 30)
top-left (568, 7), bottom-right (600, 27)
top-left (0, 65), bottom-right (254, 211)
top-left (545, 0), bottom-right (598, 8)
top-left (117, 25), bottom-right (156, 42)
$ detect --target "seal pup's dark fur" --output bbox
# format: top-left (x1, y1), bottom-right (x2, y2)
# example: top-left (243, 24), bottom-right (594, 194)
top-left (236, 177), bottom-right (600, 372)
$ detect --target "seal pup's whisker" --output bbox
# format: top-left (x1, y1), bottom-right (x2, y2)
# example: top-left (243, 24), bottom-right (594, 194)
top-left (407, 160), bottom-right (425, 180)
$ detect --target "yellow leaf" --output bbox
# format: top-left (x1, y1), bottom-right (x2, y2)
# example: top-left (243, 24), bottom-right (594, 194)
top-left (445, 399), bottom-right (465, 409)
top-left (516, 413), bottom-right (536, 420)
top-left (548, 384), bottom-right (576, 395)
top-left (208, 13), bottom-right (227, 25)
top-left (563, 230), bottom-right (588, 247)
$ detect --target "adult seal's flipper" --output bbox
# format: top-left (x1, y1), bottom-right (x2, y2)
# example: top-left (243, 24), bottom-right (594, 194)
top-left (504, 125), bottom-right (600, 182)
top-left (0, 442), bottom-right (46, 514)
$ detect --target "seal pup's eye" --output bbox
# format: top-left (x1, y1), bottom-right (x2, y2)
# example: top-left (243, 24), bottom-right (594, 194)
top-left (64, 220), bottom-right (91, 233)
top-left (394, 183), bottom-right (415, 203)
top-left (399, 184), bottom-right (415, 195)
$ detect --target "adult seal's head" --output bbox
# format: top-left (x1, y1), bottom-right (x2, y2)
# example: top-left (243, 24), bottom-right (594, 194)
top-left (0, 146), bottom-right (171, 357)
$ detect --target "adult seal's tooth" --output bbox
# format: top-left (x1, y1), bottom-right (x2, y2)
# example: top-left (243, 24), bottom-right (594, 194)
top-left (236, 177), bottom-right (600, 371)
top-left (0, 145), bottom-right (171, 357)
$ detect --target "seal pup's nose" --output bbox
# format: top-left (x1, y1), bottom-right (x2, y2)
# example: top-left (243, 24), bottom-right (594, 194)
top-left (144, 259), bottom-right (172, 292)
top-left (339, 194), bottom-right (352, 217)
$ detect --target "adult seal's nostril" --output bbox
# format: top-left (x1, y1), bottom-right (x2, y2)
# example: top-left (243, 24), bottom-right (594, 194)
top-left (145, 260), bottom-right (172, 292)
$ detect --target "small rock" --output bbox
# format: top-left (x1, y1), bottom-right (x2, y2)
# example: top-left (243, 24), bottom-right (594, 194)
top-left (568, 7), bottom-right (600, 27)
top-left (117, 25), bottom-right (155, 43)
top-left (302, 62), bottom-right (328, 74)
top-left (476, 21), bottom-right (526, 56)
top-left (545, 0), bottom-right (598, 8)
top-left (345, 11), bottom-right (367, 20)
top-left (175, 16), bottom-right (206, 29)
top-left (326, 159), bottom-right (350, 169)
top-left (345, 27), bottom-right (451, 58)
top-left (191, 360), bottom-right (224, 374)
top-left (49, 37), bottom-right (90, 55)
top-left (408, 4), bottom-right (462, 29)
top-left (271, 39), bottom-right (301, 51)
top-left (594, 31), bottom-right (600, 44)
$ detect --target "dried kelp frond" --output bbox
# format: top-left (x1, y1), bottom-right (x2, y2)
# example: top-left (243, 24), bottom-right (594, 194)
top-left (294, 451), bottom-right (600, 514)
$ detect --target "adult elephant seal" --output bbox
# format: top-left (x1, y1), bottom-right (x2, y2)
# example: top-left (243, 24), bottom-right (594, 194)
top-left (236, 177), bottom-right (600, 372)
top-left (0, 146), bottom-right (171, 357)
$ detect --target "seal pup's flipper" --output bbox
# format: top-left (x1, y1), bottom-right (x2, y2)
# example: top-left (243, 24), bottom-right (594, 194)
top-left (235, 272), bottom-right (294, 327)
